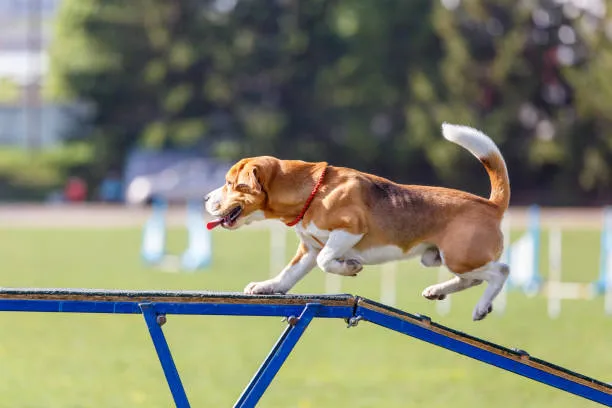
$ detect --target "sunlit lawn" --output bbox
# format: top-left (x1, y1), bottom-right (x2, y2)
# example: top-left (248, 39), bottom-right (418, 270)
top-left (0, 227), bottom-right (609, 407)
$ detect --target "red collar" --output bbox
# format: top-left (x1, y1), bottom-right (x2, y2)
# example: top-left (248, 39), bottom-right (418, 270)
top-left (285, 166), bottom-right (328, 227)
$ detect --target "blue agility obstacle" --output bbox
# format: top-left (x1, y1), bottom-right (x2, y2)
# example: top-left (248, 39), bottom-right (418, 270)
top-left (500, 205), bottom-right (612, 317)
top-left (505, 204), bottom-right (542, 294)
top-left (596, 207), bottom-right (612, 294)
top-left (141, 199), bottom-right (168, 265)
top-left (593, 206), bottom-right (612, 315)
top-left (141, 199), bottom-right (212, 271)
top-left (0, 288), bottom-right (609, 407)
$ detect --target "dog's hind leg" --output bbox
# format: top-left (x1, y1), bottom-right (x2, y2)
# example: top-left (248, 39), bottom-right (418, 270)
top-left (447, 262), bottom-right (509, 321)
top-left (422, 276), bottom-right (482, 300)
top-left (434, 218), bottom-right (507, 320)
top-left (420, 246), bottom-right (480, 299)
top-left (467, 262), bottom-right (509, 320)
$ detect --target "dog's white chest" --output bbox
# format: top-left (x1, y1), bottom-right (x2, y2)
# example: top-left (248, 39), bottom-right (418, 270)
top-left (295, 222), bottom-right (331, 248)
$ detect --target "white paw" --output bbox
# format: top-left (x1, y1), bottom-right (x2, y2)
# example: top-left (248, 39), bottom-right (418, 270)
top-left (322, 259), bottom-right (363, 276)
top-left (342, 259), bottom-right (363, 276)
top-left (243, 279), bottom-right (286, 295)
top-left (421, 285), bottom-right (447, 300)
top-left (472, 302), bottom-right (493, 321)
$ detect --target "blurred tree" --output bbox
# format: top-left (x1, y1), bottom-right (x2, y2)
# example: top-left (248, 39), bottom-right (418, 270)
top-left (48, 0), bottom-right (220, 183)
top-left (562, 1), bottom-right (612, 202)
top-left (47, 0), bottom-right (612, 204)
top-left (428, 0), bottom-right (612, 204)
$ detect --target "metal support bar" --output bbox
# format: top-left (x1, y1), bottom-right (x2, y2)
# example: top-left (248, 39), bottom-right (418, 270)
top-left (234, 303), bottom-right (320, 408)
top-left (140, 303), bottom-right (191, 408)
top-left (357, 304), bottom-right (612, 407)
top-left (0, 299), bottom-right (352, 318)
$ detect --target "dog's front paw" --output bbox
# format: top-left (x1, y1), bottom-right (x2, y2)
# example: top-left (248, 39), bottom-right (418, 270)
top-left (472, 302), bottom-right (493, 321)
top-left (343, 259), bottom-right (363, 276)
top-left (244, 279), bottom-right (286, 295)
top-left (421, 284), bottom-right (447, 301)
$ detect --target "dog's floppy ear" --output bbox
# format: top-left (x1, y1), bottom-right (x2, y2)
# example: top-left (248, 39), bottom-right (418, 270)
top-left (237, 163), bottom-right (262, 194)
top-left (235, 156), bottom-right (279, 194)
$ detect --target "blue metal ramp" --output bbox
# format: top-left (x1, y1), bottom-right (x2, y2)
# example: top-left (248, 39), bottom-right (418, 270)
top-left (0, 288), bottom-right (609, 407)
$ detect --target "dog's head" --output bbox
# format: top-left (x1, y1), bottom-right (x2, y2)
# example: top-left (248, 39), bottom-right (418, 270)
top-left (205, 156), bottom-right (278, 230)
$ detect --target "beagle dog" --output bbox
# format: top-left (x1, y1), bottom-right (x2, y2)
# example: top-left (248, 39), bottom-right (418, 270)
top-left (205, 123), bottom-right (510, 321)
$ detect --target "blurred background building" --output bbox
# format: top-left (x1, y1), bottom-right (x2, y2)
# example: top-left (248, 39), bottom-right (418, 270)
top-left (0, 0), bottom-right (611, 206)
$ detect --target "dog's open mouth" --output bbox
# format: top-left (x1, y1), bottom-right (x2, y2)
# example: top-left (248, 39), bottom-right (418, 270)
top-left (206, 206), bottom-right (243, 230)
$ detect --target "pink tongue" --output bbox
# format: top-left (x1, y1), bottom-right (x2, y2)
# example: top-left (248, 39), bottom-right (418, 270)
top-left (206, 219), bottom-right (223, 230)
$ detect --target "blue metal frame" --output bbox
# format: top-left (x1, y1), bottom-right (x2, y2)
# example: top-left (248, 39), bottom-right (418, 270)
top-left (0, 291), bottom-right (610, 407)
top-left (140, 303), bottom-right (191, 408)
top-left (0, 299), bottom-right (351, 318)
top-left (355, 300), bottom-right (612, 407)
top-left (234, 303), bottom-right (320, 407)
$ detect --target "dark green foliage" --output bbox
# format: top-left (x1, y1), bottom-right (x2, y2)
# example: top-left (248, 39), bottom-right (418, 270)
top-left (48, 0), bottom-right (612, 205)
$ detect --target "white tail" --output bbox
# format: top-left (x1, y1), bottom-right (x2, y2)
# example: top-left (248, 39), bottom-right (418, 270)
top-left (441, 123), bottom-right (510, 211)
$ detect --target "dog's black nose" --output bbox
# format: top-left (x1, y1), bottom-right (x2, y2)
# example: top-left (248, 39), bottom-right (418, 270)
top-left (204, 194), bottom-right (210, 203)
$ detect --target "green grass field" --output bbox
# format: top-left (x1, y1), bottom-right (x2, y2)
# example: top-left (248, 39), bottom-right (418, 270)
top-left (0, 226), bottom-right (609, 407)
